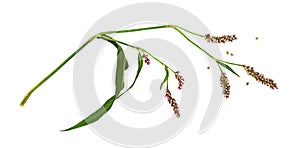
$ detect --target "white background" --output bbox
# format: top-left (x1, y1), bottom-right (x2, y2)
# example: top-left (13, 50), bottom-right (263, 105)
top-left (1, 0), bottom-right (299, 147)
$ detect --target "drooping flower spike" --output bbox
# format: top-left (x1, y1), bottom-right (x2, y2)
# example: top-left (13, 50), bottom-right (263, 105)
top-left (175, 71), bottom-right (184, 90)
top-left (165, 89), bottom-right (180, 118)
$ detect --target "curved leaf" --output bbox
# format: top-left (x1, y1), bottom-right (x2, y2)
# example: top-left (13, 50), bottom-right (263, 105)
top-left (115, 45), bottom-right (126, 97)
top-left (217, 61), bottom-right (240, 77)
top-left (62, 37), bottom-right (128, 132)
top-left (126, 52), bottom-right (143, 90)
top-left (103, 35), bottom-right (129, 70)
top-left (160, 66), bottom-right (169, 90)
top-left (61, 95), bottom-right (116, 131)
top-left (120, 52), bottom-right (143, 96)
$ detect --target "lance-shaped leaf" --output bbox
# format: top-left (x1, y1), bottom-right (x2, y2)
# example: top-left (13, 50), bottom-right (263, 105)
top-left (120, 52), bottom-right (143, 95)
top-left (160, 66), bottom-right (169, 90)
top-left (115, 44), bottom-right (126, 97)
top-left (61, 95), bottom-right (116, 131)
top-left (217, 61), bottom-right (240, 77)
top-left (103, 35), bottom-right (129, 70)
top-left (62, 38), bottom-right (127, 131)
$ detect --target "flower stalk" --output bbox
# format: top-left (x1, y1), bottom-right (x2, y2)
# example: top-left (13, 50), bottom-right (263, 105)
top-left (20, 37), bottom-right (95, 106)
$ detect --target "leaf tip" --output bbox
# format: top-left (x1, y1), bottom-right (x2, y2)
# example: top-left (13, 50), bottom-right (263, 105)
top-left (60, 128), bottom-right (70, 132)
top-left (159, 84), bottom-right (163, 90)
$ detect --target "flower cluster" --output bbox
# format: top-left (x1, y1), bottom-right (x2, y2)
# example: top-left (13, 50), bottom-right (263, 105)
top-left (220, 73), bottom-right (230, 98)
top-left (175, 71), bottom-right (184, 90)
top-left (165, 89), bottom-right (180, 118)
top-left (142, 52), bottom-right (150, 65)
top-left (243, 65), bottom-right (278, 89)
top-left (205, 34), bottom-right (237, 43)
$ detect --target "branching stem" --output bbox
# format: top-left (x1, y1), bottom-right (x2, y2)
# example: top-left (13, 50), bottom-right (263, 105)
top-left (20, 24), bottom-right (243, 106)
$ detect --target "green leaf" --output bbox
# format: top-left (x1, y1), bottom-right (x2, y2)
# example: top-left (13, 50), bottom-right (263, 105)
top-left (160, 66), bottom-right (169, 90)
top-left (125, 59), bottom-right (129, 70)
top-left (61, 95), bottom-right (116, 131)
top-left (217, 61), bottom-right (240, 77)
top-left (115, 45), bottom-right (126, 97)
top-left (127, 52), bottom-right (143, 90)
top-left (116, 52), bottom-right (144, 98)
top-left (104, 36), bottom-right (129, 70)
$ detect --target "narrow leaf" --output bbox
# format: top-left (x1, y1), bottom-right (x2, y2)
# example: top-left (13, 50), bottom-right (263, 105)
top-left (125, 59), bottom-right (129, 70)
top-left (118, 53), bottom-right (143, 97)
top-left (121, 52), bottom-right (143, 95)
top-left (104, 36), bottom-right (129, 70)
top-left (217, 61), bottom-right (240, 77)
top-left (115, 46), bottom-right (126, 97)
top-left (160, 66), bottom-right (169, 90)
top-left (61, 96), bottom-right (116, 131)
top-left (128, 52), bottom-right (143, 89)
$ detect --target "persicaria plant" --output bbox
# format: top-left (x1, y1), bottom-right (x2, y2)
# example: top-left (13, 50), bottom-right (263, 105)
top-left (20, 24), bottom-right (278, 131)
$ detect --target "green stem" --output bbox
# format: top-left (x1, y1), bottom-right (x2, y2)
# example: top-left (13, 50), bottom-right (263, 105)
top-left (217, 63), bottom-right (224, 73)
top-left (217, 59), bottom-right (243, 67)
top-left (141, 49), bottom-right (176, 73)
top-left (21, 24), bottom-right (242, 106)
top-left (171, 26), bottom-right (244, 68)
top-left (100, 35), bottom-right (176, 73)
top-left (100, 25), bottom-right (168, 35)
top-left (101, 24), bottom-right (218, 62)
top-left (20, 36), bottom-right (96, 107)
top-left (173, 25), bottom-right (205, 38)
top-left (166, 78), bottom-right (169, 90)
top-left (101, 35), bottom-right (137, 49)
top-left (100, 24), bottom-right (242, 67)
top-left (171, 27), bottom-right (217, 60)
top-left (102, 25), bottom-right (244, 74)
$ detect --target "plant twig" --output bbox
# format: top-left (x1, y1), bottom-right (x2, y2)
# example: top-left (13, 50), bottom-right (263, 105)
top-left (20, 36), bottom-right (96, 106)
